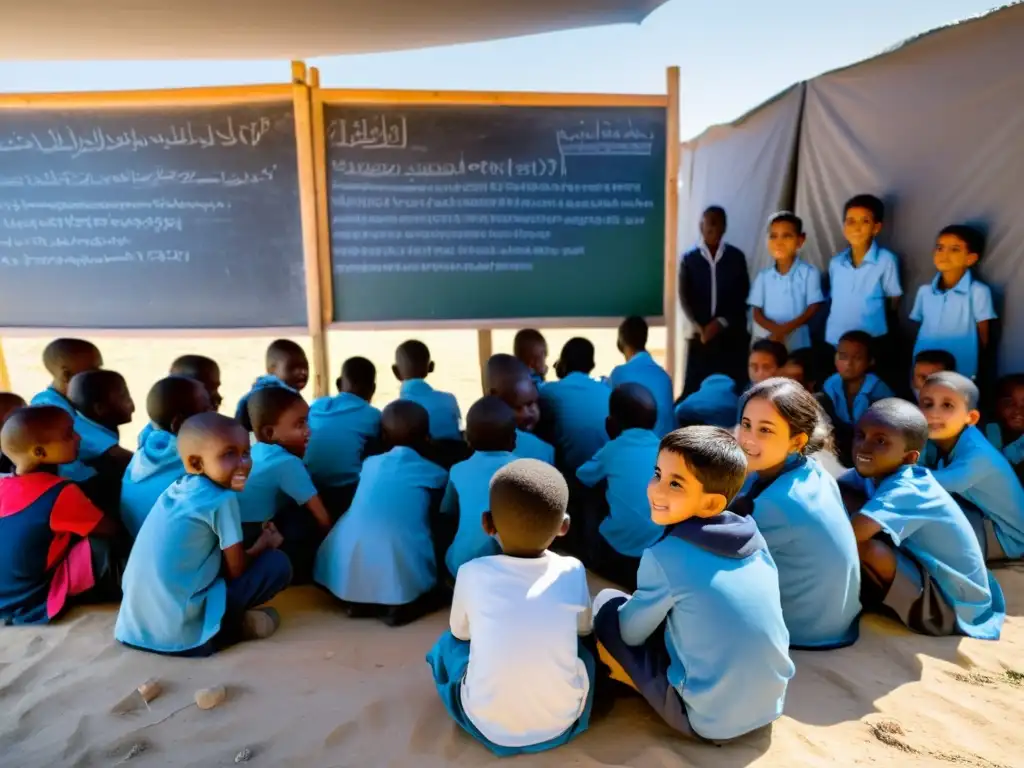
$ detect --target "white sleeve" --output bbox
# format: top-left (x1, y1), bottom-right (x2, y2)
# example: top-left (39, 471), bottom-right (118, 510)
top-left (450, 571), bottom-right (471, 641)
top-left (576, 567), bottom-right (593, 636)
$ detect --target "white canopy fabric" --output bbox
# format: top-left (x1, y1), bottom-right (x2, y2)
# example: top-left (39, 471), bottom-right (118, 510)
top-left (0, 0), bottom-right (669, 60)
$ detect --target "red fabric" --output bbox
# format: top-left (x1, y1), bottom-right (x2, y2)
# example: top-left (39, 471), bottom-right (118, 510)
top-left (45, 484), bottom-right (104, 571)
top-left (0, 473), bottom-right (65, 518)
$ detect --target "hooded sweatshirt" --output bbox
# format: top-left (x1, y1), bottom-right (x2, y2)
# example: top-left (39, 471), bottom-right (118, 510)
top-left (120, 428), bottom-right (185, 538)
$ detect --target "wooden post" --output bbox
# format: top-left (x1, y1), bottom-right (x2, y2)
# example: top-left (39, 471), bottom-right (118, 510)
top-left (663, 67), bottom-right (681, 393)
top-left (0, 340), bottom-right (10, 391)
top-left (291, 61), bottom-right (329, 398)
top-left (477, 329), bottom-right (493, 394)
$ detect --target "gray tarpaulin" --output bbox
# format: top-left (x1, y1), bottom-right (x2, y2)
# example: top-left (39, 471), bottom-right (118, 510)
top-left (795, 2), bottom-right (1024, 371)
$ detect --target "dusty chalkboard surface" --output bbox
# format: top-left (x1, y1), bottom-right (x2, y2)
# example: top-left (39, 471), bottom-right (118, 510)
top-left (324, 103), bottom-right (666, 322)
top-left (0, 100), bottom-right (306, 328)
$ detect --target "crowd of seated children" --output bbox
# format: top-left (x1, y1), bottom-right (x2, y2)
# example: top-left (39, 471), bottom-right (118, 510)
top-left (484, 354), bottom-right (554, 465)
top-left (426, 459), bottom-right (595, 756)
top-left (537, 337), bottom-right (610, 474)
top-left (314, 400), bottom-right (448, 626)
top-left (234, 339), bottom-right (309, 432)
top-left (115, 412), bottom-right (292, 656)
top-left (305, 356), bottom-right (382, 515)
top-left (239, 387), bottom-right (331, 583)
top-left (917, 372), bottom-right (1024, 562)
top-left (839, 400), bottom-right (1004, 639)
top-left (733, 379), bottom-right (860, 649)
top-left (749, 212), bottom-right (824, 352)
top-left (987, 373), bottom-right (1024, 484)
top-left (593, 427), bottom-right (794, 741)
top-left (120, 376), bottom-right (211, 537)
top-left (513, 328), bottom-right (549, 389)
top-left (608, 316), bottom-right (676, 437)
top-left (440, 397), bottom-right (518, 580)
top-left (393, 339), bottom-right (467, 468)
top-left (575, 383), bottom-right (663, 590)
top-left (0, 406), bottom-right (124, 625)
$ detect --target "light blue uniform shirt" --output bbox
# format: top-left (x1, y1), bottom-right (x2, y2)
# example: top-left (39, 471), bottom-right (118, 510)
top-left (748, 259), bottom-right (825, 351)
top-left (513, 428), bottom-right (555, 465)
top-left (822, 373), bottom-right (894, 426)
top-left (314, 446), bottom-right (448, 605)
top-left (910, 272), bottom-right (996, 379)
top-left (825, 243), bottom-right (903, 345)
top-left (237, 442), bottom-right (318, 524)
top-left (234, 374), bottom-right (296, 426)
top-left (305, 393), bottom-right (381, 488)
top-left (616, 513), bottom-right (794, 741)
top-left (741, 455), bottom-right (861, 648)
top-left (398, 379), bottom-right (462, 441)
top-left (538, 372), bottom-right (610, 473)
top-left (855, 464), bottom-right (1005, 640)
top-left (608, 351), bottom-right (676, 437)
top-left (442, 450), bottom-right (517, 576)
top-left (984, 423), bottom-right (1024, 467)
top-left (114, 475), bottom-right (243, 653)
top-left (31, 387), bottom-right (118, 482)
top-left (576, 428), bottom-right (664, 557)
top-left (674, 374), bottom-right (737, 428)
top-left (120, 428), bottom-right (184, 538)
top-left (921, 426), bottom-right (1024, 559)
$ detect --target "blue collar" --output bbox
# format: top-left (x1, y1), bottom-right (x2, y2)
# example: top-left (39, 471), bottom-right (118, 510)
top-left (841, 241), bottom-right (879, 268)
top-left (666, 510), bottom-right (766, 559)
top-left (400, 379), bottom-right (433, 397)
top-left (627, 350), bottom-right (653, 366)
top-left (931, 271), bottom-right (972, 295)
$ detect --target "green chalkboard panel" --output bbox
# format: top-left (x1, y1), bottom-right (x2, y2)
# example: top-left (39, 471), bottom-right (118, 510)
top-left (324, 103), bottom-right (666, 322)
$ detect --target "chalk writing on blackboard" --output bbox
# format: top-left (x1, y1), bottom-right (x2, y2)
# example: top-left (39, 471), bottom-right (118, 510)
top-left (0, 117), bottom-right (273, 157)
top-left (555, 120), bottom-right (655, 157)
top-left (327, 115), bottom-right (408, 150)
top-left (332, 156), bottom-right (563, 179)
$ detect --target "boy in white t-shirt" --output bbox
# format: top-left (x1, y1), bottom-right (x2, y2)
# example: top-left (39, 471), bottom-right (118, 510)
top-left (425, 458), bottom-right (595, 755)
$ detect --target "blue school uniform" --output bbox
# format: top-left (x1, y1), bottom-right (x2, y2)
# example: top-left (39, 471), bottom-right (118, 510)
top-left (114, 475), bottom-right (244, 653)
top-left (910, 272), bottom-right (995, 379)
top-left (737, 455), bottom-right (860, 649)
top-left (30, 388), bottom-right (118, 482)
top-left (120, 428), bottom-right (184, 538)
top-left (442, 451), bottom-right (517, 576)
top-left (822, 373), bottom-right (894, 426)
top-left (854, 464), bottom-right (1005, 640)
top-left (825, 243), bottom-right (903, 345)
top-left (984, 423), bottom-right (1024, 472)
top-left (594, 512), bottom-right (793, 741)
top-left (576, 428), bottom-right (663, 558)
top-left (399, 379), bottom-right (462, 441)
top-left (920, 426), bottom-right (1024, 559)
top-left (234, 375), bottom-right (296, 428)
top-left (237, 442), bottom-right (318, 525)
top-left (748, 259), bottom-right (825, 351)
top-left (304, 393), bottom-right (381, 489)
top-left (314, 446), bottom-right (448, 605)
top-left (514, 429), bottom-right (555, 465)
top-left (529, 371), bottom-right (546, 390)
top-left (538, 372), bottom-right (610, 473)
top-left (674, 374), bottom-right (737, 428)
top-left (608, 352), bottom-right (676, 437)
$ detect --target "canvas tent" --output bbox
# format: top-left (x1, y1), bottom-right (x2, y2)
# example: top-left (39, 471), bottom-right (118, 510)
top-left (0, 0), bottom-right (669, 59)
top-left (677, 2), bottom-right (1024, 377)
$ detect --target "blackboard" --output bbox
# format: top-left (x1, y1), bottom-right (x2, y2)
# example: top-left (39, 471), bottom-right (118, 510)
top-left (324, 103), bottom-right (666, 322)
top-left (0, 100), bottom-right (307, 329)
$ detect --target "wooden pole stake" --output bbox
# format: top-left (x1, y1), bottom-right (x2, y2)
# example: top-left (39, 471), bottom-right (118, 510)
top-left (663, 66), bottom-right (681, 392)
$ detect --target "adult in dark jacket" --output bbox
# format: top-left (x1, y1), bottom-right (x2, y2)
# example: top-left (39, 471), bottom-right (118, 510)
top-left (679, 206), bottom-right (751, 398)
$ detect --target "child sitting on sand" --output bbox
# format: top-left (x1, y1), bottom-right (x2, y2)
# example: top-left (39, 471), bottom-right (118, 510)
top-left (608, 316), bottom-right (675, 437)
top-left (393, 340), bottom-right (467, 468)
top-left (917, 372), bottom-right (1024, 562)
top-left (0, 392), bottom-right (27, 475)
top-left (485, 354), bottom-right (554, 465)
top-left (239, 388), bottom-right (331, 582)
top-left (136, 354), bottom-right (223, 447)
top-left (234, 339), bottom-right (310, 432)
top-left (314, 400), bottom-right (448, 626)
top-left (305, 356), bottom-right (382, 516)
top-left (121, 376), bottom-right (212, 538)
top-left (0, 406), bottom-right (122, 625)
top-left (576, 383), bottom-right (664, 590)
top-left (986, 373), bottom-right (1024, 486)
top-left (426, 459), bottom-right (595, 756)
top-left (840, 399), bottom-right (1004, 639)
top-left (441, 397), bottom-right (518, 578)
top-left (115, 413), bottom-right (292, 656)
top-left (593, 427), bottom-right (794, 741)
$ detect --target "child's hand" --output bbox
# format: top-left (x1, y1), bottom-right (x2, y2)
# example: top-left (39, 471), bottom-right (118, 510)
top-left (701, 320), bottom-right (723, 344)
top-left (769, 329), bottom-right (789, 343)
top-left (258, 522), bottom-right (285, 550)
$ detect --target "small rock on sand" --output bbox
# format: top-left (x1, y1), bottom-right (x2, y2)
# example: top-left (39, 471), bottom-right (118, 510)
top-left (235, 747), bottom-right (252, 763)
top-left (137, 679), bottom-right (162, 703)
top-left (195, 685), bottom-right (227, 710)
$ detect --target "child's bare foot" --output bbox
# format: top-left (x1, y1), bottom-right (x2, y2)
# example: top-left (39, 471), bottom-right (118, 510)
top-left (242, 608), bottom-right (280, 640)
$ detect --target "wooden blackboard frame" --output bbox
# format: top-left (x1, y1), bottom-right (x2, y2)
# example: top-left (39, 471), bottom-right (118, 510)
top-left (311, 69), bottom-right (681, 386)
top-left (0, 63), bottom-right (330, 397)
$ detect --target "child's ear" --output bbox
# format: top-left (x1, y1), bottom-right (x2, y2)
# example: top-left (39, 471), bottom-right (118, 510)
top-left (428, 361), bottom-right (435, 375)
top-left (335, 377), bottom-right (343, 393)
top-left (59, 365), bottom-right (73, 386)
top-left (790, 432), bottom-right (809, 454)
top-left (169, 415), bottom-right (184, 435)
top-left (605, 416), bottom-right (620, 441)
top-left (367, 383), bottom-right (376, 401)
top-left (797, 233), bottom-right (807, 248)
top-left (391, 364), bottom-right (401, 382)
top-left (481, 511), bottom-right (497, 536)
top-left (967, 409), bottom-right (981, 426)
top-left (258, 425), bottom-right (276, 443)
top-left (698, 492), bottom-right (727, 518)
top-left (966, 252), bottom-right (979, 268)
top-left (557, 514), bottom-right (571, 538)
top-left (872, 221), bottom-right (883, 236)
top-left (903, 449), bottom-right (921, 466)
top-left (33, 445), bottom-right (46, 459)
top-left (186, 455), bottom-right (204, 473)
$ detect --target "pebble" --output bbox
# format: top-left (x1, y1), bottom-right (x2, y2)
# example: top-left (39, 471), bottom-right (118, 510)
top-left (235, 747), bottom-right (252, 763)
top-left (194, 685), bottom-right (227, 710)
top-left (137, 679), bottom-right (162, 703)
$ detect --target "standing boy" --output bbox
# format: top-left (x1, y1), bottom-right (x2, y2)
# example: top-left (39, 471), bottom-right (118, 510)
top-left (679, 206), bottom-right (750, 397)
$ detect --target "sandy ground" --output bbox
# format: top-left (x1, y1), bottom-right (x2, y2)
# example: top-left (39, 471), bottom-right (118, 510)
top-left (2, 329), bottom-right (1024, 768)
